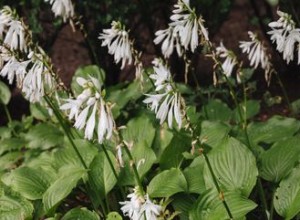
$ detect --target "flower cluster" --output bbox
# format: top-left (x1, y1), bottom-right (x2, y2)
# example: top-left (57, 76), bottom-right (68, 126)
top-left (0, 7), bottom-right (55, 103)
top-left (216, 42), bottom-right (237, 78)
top-left (268, 10), bottom-right (300, 64)
top-left (240, 31), bottom-right (272, 82)
top-left (44, 0), bottom-right (74, 22)
top-left (99, 21), bottom-right (133, 69)
top-left (154, 0), bottom-right (208, 58)
top-left (60, 75), bottom-right (115, 143)
top-left (120, 187), bottom-right (162, 220)
top-left (143, 59), bottom-right (183, 128)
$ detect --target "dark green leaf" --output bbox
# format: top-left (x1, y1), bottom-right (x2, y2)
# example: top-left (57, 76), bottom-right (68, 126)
top-left (0, 80), bottom-right (11, 105)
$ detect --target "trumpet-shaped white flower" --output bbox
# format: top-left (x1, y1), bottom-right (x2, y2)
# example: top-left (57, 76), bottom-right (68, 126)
top-left (45, 0), bottom-right (74, 22)
top-left (0, 6), bottom-right (13, 39)
top-left (4, 20), bottom-right (27, 52)
top-left (268, 10), bottom-right (300, 64)
top-left (144, 59), bottom-right (183, 128)
top-left (216, 42), bottom-right (237, 77)
top-left (60, 76), bottom-right (115, 143)
top-left (120, 187), bottom-right (162, 220)
top-left (240, 31), bottom-right (272, 82)
top-left (99, 21), bottom-right (132, 69)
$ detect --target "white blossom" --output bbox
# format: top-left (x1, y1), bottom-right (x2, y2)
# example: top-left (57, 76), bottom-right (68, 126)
top-left (99, 21), bottom-right (132, 69)
top-left (4, 20), bottom-right (27, 52)
top-left (0, 6), bottom-right (13, 39)
top-left (216, 42), bottom-right (237, 77)
top-left (45, 0), bottom-right (74, 22)
top-left (144, 59), bottom-right (183, 128)
top-left (120, 188), bottom-right (162, 220)
top-left (60, 76), bottom-right (115, 143)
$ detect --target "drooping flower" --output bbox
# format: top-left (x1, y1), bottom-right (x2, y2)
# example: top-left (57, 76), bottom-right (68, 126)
top-left (44, 0), bottom-right (74, 22)
top-left (60, 75), bottom-right (115, 143)
top-left (99, 21), bottom-right (132, 69)
top-left (120, 187), bottom-right (162, 220)
top-left (0, 6), bottom-right (13, 39)
top-left (268, 10), bottom-right (300, 64)
top-left (143, 59), bottom-right (183, 128)
top-left (239, 31), bottom-right (272, 82)
top-left (4, 20), bottom-right (27, 52)
top-left (216, 42), bottom-right (237, 78)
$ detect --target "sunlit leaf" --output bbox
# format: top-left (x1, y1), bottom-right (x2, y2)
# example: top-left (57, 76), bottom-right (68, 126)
top-left (62, 207), bottom-right (100, 220)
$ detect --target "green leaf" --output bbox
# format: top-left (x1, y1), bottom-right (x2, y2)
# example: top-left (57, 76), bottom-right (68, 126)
top-left (172, 194), bottom-right (196, 220)
top-left (274, 166), bottom-right (300, 219)
top-left (62, 207), bottom-right (100, 220)
top-left (199, 121), bottom-right (230, 148)
top-left (259, 136), bottom-right (300, 182)
top-left (159, 133), bottom-right (191, 170)
top-left (152, 125), bottom-right (173, 160)
top-left (89, 151), bottom-right (118, 198)
top-left (189, 190), bottom-right (257, 220)
top-left (248, 115), bottom-right (300, 144)
top-left (148, 168), bottom-right (187, 197)
top-left (2, 167), bottom-right (56, 200)
top-left (0, 152), bottom-right (22, 172)
top-left (0, 80), bottom-right (11, 105)
top-left (265, 0), bottom-right (278, 6)
top-left (106, 212), bottom-right (123, 220)
top-left (24, 123), bottom-right (64, 150)
top-left (30, 102), bottom-right (51, 121)
top-left (232, 100), bottom-right (260, 122)
top-left (0, 185), bottom-right (33, 220)
top-left (203, 137), bottom-right (258, 197)
top-left (0, 138), bottom-right (26, 156)
top-left (201, 99), bottom-right (232, 121)
top-left (183, 157), bottom-right (206, 194)
top-left (43, 166), bottom-right (86, 212)
top-left (121, 113), bottom-right (155, 147)
top-left (71, 65), bottom-right (105, 96)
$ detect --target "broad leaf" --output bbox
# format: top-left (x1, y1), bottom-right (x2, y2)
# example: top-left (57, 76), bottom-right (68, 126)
top-left (30, 102), bottom-right (51, 121)
top-left (201, 99), bottom-right (232, 121)
top-left (2, 166), bottom-right (56, 200)
top-left (106, 212), bottom-right (122, 220)
top-left (148, 168), bottom-right (187, 197)
top-left (0, 138), bottom-right (26, 156)
top-left (203, 137), bottom-right (258, 197)
top-left (89, 151), bottom-right (118, 198)
top-left (43, 166), bottom-right (86, 212)
top-left (24, 123), bottom-right (64, 150)
top-left (62, 207), bottom-right (100, 220)
top-left (190, 190), bottom-right (257, 220)
top-left (232, 100), bottom-right (260, 122)
top-left (0, 80), bottom-right (11, 105)
top-left (259, 136), bottom-right (300, 182)
top-left (274, 166), bottom-right (300, 219)
top-left (248, 115), bottom-right (300, 144)
top-left (172, 194), bottom-right (196, 220)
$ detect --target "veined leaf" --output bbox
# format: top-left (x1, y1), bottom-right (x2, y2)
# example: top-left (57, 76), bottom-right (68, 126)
top-left (259, 136), bottom-right (300, 182)
top-left (148, 168), bottom-right (188, 197)
top-left (203, 137), bottom-right (258, 197)
top-left (2, 166), bottom-right (56, 200)
top-left (43, 166), bottom-right (86, 212)
top-left (201, 99), bottom-right (232, 121)
top-left (232, 100), bottom-right (260, 122)
top-left (274, 166), bottom-right (300, 219)
top-left (89, 151), bottom-right (118, 198)
top-left (62, 207), bottom-right (100, 220)
top-left (0, 80), bottom-right (11, 105)
top-left (189, 190), bottom-right (257, 220)
top-left (0, 138), bottom-right (26, 156)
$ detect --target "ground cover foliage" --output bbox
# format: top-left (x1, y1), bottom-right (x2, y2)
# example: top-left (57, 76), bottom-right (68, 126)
top-left (1, 0), bottom-right (300, 219)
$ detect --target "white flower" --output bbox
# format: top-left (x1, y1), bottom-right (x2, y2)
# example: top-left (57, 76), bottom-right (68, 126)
top-left (4, 20), bottom-right (27, 52)
top-left (150, 58), bottom-right (171, 91)
top-left (60, 76), bottom-right (115, 143)
top-left (99, 21), bottom-right (132, 69)
top-left (283, 29), bottom-right (300, 64)
top-left (120, 188), bottom-right (162, 220)
top-left (0, 6), bottom-right (13, 39)
top-left (216, 42), bottom-right (237, 77)
top-left (45, 0), bottom-right (74, 22)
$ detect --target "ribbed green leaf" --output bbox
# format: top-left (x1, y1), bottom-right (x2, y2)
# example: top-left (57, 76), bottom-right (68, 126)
top-left (190, 190), bottom-right (257, 220)
top-left (274, 166), bottom-right (300, 219)
top-left (106, 212), bottom-right (122, 220)
top-left (2, 167), bottom-right (56, 200)
top-left (148, 168), bottom-right (187, 197)
top-left (203, 137), bottom-right (258, 197)
top-left (24, 123), bottom-right (64, 149)
top-left (201, 99), bottom-right (232, 121)
top-left (62, 207), bottom-right (100, 220)
top-left (0, 152), bottom-right (22, 171)
top-left (199, 121), bottom-right (230, 148)
top-left (0, 80), bottom-right (11, 105)
top-left (232, 100), bottom-right (260, 122)
top-left (172, 194), bottom-right (196, 220)
top-left (259, 136), bottom-right (300, 182)
top-left (0, 138), bottom-right (26, 156)
top-left (43, 166), bottom-right (86, 212)
top-left (248, 115), bottom-right (300, 144)
top-left (89, 151), bottom-right (118, 198)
